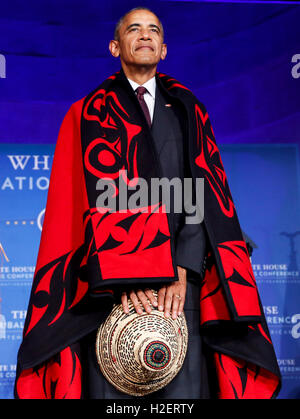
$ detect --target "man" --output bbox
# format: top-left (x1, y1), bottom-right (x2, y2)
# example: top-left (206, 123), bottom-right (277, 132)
top-left (14, 8), bottom-right (281, 399)
top-left (109, 7), bottom-right (203, 324)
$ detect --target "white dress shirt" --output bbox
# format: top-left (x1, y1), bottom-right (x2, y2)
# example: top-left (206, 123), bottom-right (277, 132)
top-left (127, 76), bottom-right (156, 122)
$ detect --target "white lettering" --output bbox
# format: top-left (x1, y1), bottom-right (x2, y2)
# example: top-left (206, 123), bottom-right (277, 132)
top-left (11, 310), bottom-right (27, 320)
top-left (36, 176), bottom-right (49, 190)
top-left (106, 404), bottom-right (140, 416)
top-left (95, 170), bottom-right (204, 224)
top-left (291, 54), bottom-right (300, 79)
top-left (1, 176), bottom-right (50, 191)
top-left (15, 176), bottom-right (26, 189)
top-left (263, 306), bottom-right (279, 315)
top-left (1, 177), bottom-right (14, 190)
top-left (291, 314), bottom-right (300, 338)
top-left (32, 155), bottom-right (50, 171)
top-left (7, 155), bottom-right (31, 170)
top-left (0, 54), bottom-right (6, 78)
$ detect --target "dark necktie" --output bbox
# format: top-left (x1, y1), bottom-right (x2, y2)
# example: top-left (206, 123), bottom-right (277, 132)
top-left (135, 86), bottom-right (152, 127)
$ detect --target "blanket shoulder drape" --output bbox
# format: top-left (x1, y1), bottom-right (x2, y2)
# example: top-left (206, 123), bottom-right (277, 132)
top-left (14, 70), bottom-right (281, 399)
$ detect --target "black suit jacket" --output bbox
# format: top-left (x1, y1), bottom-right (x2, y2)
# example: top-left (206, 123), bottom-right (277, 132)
top-left (150, 82), bottom-right (206, 278)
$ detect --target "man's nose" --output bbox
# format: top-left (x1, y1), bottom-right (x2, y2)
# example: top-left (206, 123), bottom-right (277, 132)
top-left (140, 29), bottom-right (151, 39)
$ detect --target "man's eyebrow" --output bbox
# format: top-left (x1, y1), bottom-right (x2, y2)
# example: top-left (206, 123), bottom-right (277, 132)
top-left (149, 24), bottom-right (161, 31)
top-left (126, 23), bottom-right (161, 32)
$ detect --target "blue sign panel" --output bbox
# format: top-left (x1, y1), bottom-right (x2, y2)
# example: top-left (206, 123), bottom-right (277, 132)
top-left (0, 144), bottom-right (53, 399)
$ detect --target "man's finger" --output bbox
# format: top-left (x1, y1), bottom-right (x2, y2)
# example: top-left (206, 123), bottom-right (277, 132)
top-left (136, 289), bottom-right (152, 314)
top-left (129, 290), bottom-right (143, 314)
top-left (157, 286), bottom-right (166, 312)
top-left (164, 289), bottom-right (173, 318)
top-left (121, 292), bottom-right (129, 314)
top-left (171, 293), bottom-right (181, 319)
top-left (178, 296), bottom-right (185, 316)
top-left (144, 288), bottom-right (158, 308)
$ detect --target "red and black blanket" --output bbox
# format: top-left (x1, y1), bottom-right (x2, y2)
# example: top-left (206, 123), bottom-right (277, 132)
top-left (14, 69), bottom-right (281, 399)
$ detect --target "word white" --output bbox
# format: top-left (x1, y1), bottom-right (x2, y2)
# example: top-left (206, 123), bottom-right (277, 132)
top-left (291, 54), bottom-right (300, 79)
top-left (7, 155), bottom-right (52, 171)
top-left (0, 54), bottom-right (5, 78)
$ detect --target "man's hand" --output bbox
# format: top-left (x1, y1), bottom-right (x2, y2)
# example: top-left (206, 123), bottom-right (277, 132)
top-left (121, 266), bottom-right (187, 319)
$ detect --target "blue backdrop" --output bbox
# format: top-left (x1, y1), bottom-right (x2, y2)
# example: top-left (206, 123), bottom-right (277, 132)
top-left (0, 0), bottom-right (300, 399)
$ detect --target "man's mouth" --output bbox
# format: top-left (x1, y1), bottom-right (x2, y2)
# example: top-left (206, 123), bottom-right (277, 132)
top-left (135, 46), bottom-right (154, 51)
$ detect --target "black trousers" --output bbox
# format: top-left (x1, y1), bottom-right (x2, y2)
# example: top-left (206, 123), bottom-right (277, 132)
top-left (80, 270), bottom-right (213, 399)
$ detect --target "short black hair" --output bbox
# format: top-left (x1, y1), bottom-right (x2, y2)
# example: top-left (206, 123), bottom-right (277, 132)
top-left (114, 7), bottom-right (164, 41)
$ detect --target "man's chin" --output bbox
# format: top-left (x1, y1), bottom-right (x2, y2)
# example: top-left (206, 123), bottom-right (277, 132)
top-left (133, 58), bottom-right (160, 67)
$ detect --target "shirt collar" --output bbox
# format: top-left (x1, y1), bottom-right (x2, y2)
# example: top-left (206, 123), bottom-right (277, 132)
top-left (127, 75), bottom-right (156, 98)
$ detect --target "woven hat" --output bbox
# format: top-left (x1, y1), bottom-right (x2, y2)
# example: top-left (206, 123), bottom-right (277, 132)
top-left (95, 290), bottom-right (188, 396)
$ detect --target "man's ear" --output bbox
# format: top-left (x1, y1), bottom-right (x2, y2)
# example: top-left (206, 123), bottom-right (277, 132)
top-left (160, 43), bottom-right (167, 61)
top-left (109, 40), bottom-right (120, 58)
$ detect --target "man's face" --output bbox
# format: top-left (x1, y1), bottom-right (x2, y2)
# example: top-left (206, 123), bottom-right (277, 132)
top-left (110, 10), bottom-right (167, 68)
